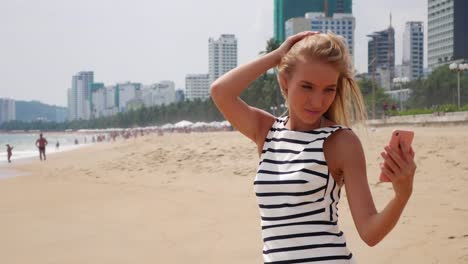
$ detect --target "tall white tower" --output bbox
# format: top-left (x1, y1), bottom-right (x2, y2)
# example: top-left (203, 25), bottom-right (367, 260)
top-left (208, 34), bottom-right (238, 84)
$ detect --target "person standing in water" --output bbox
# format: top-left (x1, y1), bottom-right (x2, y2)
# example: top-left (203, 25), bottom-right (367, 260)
top-left (35, 133), bottom-right (48, 161)
top-left (211, 31), bottom-right (416, 263)
top-left (6, 144), bottom-right (13, 163)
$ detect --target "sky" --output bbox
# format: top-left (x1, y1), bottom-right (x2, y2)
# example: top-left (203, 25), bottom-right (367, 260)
top-left (0, 0), bottom-right (427, 107)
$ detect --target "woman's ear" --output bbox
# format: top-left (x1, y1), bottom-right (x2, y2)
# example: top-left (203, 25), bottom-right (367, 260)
top-left (277, 73), bottom-right (288, 97)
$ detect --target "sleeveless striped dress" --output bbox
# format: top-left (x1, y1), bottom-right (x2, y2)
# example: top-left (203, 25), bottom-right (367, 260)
top-left (254, 116), bottom-right (356, 264)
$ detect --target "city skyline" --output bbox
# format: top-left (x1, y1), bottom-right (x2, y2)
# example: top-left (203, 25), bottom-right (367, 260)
top-left (1, 0), bottom-right (428, 106)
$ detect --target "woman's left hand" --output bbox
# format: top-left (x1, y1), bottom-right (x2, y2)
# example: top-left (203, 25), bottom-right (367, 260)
top-left (380, 141), bottom-right (417, 202)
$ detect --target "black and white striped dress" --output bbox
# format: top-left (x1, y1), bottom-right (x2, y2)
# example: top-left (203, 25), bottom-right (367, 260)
top-left (254, 116), bottom-right (356, 264)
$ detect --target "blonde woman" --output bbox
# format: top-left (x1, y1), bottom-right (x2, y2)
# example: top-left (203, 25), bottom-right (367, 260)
top-left (210, 31), bottom-right (416, 263)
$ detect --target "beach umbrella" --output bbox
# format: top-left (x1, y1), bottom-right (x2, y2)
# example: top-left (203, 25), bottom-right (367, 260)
top-left (174, 120), bottom-right (193, 128)
top-left (161, 123), bottom-right (174, 130)
top-left (191, 122), bottom-right (208, 128)
top-left (220, 120), bottom-right (231, 127)
top-left (209, 121), bottom-right (222, 128)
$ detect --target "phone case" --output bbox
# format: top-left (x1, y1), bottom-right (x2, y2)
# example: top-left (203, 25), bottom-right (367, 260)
top-left (379, 130), bottom-right (414, 182)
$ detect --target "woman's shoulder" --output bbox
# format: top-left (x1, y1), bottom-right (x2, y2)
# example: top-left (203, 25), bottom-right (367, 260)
top-left (323, 118), bottom-right (360, 147)
top-left (322, 118), bottom-right (351, 133)
top-left (323, 123), bottom-right (363, 169)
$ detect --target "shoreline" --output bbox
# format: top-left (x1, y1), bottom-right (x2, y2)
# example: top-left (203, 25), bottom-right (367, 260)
top-left (0, 145), bottom-right (86, 162)
top-left (0, 143), bottom-right (93, 179)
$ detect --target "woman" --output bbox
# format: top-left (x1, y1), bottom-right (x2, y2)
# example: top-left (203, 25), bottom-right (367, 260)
top-left (210, 31), bottom-right (416, 263)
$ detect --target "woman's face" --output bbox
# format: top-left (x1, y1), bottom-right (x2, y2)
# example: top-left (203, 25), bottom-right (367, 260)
top-left (280, 58), bottom-right (339, 129)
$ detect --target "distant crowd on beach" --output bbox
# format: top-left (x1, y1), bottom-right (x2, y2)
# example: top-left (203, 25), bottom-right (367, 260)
top-left (4, 121), bottom-right (233, 164)
top-left (4, 132), bottom-right (110, 164)
top-left (2, 130), bottom-right (151, 163)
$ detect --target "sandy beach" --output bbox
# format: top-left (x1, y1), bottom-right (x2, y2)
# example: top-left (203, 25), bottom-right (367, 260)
top-left (1, 125), bottom-right (467, 263)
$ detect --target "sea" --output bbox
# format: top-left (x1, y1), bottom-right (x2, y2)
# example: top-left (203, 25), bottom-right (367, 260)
top-left (0, 132), bottom-right (97, 164)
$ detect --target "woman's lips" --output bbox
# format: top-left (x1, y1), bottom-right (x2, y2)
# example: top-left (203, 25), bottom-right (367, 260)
top-left (305, 109), bottom-right (321, 116)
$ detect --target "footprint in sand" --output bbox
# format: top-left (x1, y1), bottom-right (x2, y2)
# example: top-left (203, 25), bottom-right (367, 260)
top-left (448, 234), bottom-right (468, 240)
top-left (418, 156), bottom-right (428, 160)
top-left (459, 255), bottom-right (468, 262)
top-left (426, 230), bottom-right (435, 235)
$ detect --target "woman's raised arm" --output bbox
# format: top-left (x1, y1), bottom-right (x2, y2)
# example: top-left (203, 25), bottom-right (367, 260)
top-left (210, 31), bottom-right (318, 145)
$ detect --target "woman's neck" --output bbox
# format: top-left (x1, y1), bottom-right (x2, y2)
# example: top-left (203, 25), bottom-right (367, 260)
top-left (285, 114), bottom-right (324, 131)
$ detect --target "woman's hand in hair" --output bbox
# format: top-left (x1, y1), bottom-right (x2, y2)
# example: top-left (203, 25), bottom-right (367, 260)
top-left (272, 31), bottom-right (320, 63)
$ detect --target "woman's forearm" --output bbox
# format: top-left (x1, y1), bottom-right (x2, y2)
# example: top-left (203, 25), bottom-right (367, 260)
top-left (361, 195), bottom-right (410, 246)
top-left (210, 52), bottom-right (280, 98)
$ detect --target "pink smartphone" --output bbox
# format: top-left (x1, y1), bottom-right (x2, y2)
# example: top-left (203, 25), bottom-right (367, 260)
top-left (379, 130), bottom-right (414, 182)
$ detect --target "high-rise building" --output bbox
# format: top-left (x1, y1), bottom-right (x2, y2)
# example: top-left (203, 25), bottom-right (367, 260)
top-left (67, 87), bottom-right (74, 120)
top-left (274, 0), bottom-right (352, 42)
top-left (185, 74), bottom-right (210, 100)
top-left (91, 86), bottom-right (107, 118)
top-left (90, 82), bottom-right (104, 118)
top-left (285, 12), bottom-right (355, 59)
top-left (186, 34), bottom-right (237, 101)
top-left (141, 81), bottom-right (176, 107)
top-left (428, 0), bottom-right (468, 69)
top-left (104, 85), bottom-right (118, 117)
top-left (117, 82), bottom-right (141, 112)
top-left (402, 21), bottom-right (424, 80)
top-left (209, 34), bottom-right (238, 84)
top-left (68, 71), bottom-right (94, 120)
top-left (285, 17), bottom-right (310, 37)
top-left (368, 22), bottom-right (395, 90)
top-left (175, 89), bottom-right (185, 103)
top-left (0, 98), bottom-right (16, 124)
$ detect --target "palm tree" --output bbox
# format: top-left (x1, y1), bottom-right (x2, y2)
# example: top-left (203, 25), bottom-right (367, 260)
top-left (259, 38), bottom-right (281, 56)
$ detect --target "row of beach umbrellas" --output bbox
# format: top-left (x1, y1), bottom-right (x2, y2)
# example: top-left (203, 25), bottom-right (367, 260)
top-left (76, 120), bottom-right (231, 133)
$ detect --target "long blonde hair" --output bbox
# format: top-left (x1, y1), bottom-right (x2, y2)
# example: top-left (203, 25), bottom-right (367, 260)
top-left (277, 32), bottom-right (367, 127)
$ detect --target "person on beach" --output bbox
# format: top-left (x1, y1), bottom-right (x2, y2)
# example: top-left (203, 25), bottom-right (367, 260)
top-left (211, 31), bottom-right (417, 263)
top-left (56, 141), bottom-right (60, 150)
top-left (6, 144), bottom-right (13, 163)
top-left (35, 133), bottom-right (48, 161)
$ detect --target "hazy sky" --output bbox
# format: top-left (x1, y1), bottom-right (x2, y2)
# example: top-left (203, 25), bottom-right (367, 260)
top-left (0, 0), bottom-right (427, 107)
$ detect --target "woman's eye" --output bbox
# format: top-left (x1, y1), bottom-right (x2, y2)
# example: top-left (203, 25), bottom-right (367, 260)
top-left (326, 88), bottom-right (336, 92)
top-left (302, 85), bottom-right (312, 89)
